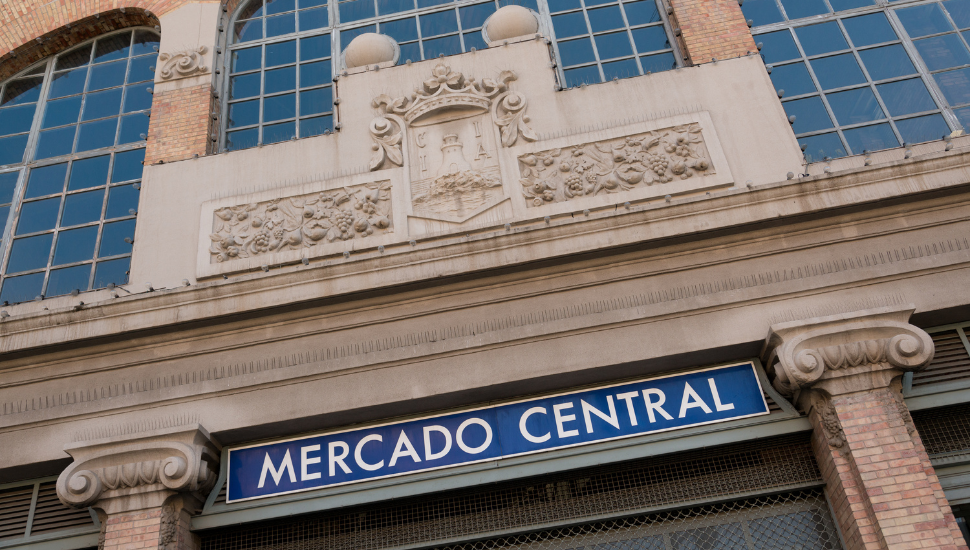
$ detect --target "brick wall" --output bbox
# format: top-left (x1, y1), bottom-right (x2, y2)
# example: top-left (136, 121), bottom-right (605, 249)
top-left (146, 84), bottom-right (214, 164)
top-left (103, 508), bottom-right (163, 550)
top-left (669, 0), bottom-right (757, 65)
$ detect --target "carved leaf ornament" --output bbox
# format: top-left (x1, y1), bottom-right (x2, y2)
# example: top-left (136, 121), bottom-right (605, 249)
top-left (368, 63), bottom-right (536, 171)
top-left (157, 46), bottom-right (208, 80)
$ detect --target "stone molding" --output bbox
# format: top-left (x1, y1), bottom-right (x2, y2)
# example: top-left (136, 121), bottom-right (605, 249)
top-left (761, 305), bottom-right (934, 402)
top-left (157, 46), bottom-right (208, 80)
top-left (56, 425), bottom-right (220, 514)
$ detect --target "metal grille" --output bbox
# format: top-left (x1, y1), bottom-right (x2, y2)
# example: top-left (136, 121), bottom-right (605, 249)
top-left (912, 328), bottom-right (970, 388)
top-left (28, 482), bottom-right (95, 536)
top-left (0, 480), bottom-right (96, 542)
top-left (0, 484), bottom-right (32, 541)
top-left (202, 434), bottom-right (827, 550)
top-left (912, 402), bottom-right (970, 456)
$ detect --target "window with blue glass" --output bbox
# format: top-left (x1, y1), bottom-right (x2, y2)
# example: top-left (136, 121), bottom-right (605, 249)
top-left (0, 28), bottom-right (154, 303)
top-left (747, 0), bottom-right (970, 162)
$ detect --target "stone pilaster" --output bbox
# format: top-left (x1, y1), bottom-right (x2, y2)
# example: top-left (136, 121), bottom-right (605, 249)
top-left (56, 425), bottom-right (219, 550)
top-left (763, 305), bottom-right (967, 550)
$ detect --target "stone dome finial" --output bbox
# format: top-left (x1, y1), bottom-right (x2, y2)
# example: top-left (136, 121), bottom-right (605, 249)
top-left (484, 5), bottom-right (539, 44)
top-left (344, 33), bottom-right (399, 69)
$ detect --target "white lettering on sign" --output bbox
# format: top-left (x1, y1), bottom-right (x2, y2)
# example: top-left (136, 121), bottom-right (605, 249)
top-left (519, 407), bottom-right (551, 443)
top-left (456, 418), bottom-right (492, 454)
top-left (258, 450), bottom-right (296, 488)
top-left (679, 382), bottom-right (713, 418)
top-left (616, 391), bottom-right (639, 426)
top-left (301, 445), bottom-right (322, 481)
top-left (389, 431), bottom-right (422, 466)
top-left (709, 378), bottom-right (735, 411)
top-left (329, 441), bottom-right (352, 476)
top-left (581, 396), bottom-right (619, 433)
top-left (554, 402), bottom-right (579, 438)
top-left (642, 389), bottom-right (674, 423)
top-left (423, 425), bottom-right (452, 460)
top-left (355, 434), bottom-right (384, 471)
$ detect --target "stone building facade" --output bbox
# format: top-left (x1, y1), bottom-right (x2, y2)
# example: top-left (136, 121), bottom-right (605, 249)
top-left (2, 0), bottom-right (970, 549)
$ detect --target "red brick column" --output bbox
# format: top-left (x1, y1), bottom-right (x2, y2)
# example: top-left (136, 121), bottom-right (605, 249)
top-left (145, 84), bottom-right (214, 165)
top-left (669, 0), bottom-right (757, 65)
top-left (809, 389), bottom-right (968, 550)
top-left (101, 500), bottom-right (199, 550)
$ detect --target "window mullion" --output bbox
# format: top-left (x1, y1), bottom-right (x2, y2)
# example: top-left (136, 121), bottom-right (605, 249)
top-left (788, 29), bottom-right (847, 156)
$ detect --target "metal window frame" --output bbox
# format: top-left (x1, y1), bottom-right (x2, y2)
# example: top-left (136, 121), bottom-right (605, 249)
top-left (0, 28), bottom-right (156, 304)
top-left (0, 476), bottom-right (99, 550)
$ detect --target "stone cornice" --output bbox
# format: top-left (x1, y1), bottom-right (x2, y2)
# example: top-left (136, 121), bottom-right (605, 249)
top-left (762, 305), bottom-right (934, 401)
top-left (56, 425), bottom-right (220, 514)
top-left (1, 146), bottom-right (969, 358)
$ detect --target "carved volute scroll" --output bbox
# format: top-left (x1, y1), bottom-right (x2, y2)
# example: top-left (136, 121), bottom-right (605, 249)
top-left (56, 425), bottom-right (220, 515)
top-left (761, 305), bottom-right (934, 405)
top-left (157, 46), bottom-right (208, 80)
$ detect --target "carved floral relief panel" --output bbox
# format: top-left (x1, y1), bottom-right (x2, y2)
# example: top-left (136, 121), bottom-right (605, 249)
top-left (208, 182), bottom-right (392, 263)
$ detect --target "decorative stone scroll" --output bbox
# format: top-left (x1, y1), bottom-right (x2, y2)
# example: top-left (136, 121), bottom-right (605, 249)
top-left (518, 124), bottom-right (713, 207)
top-left (157, 46), bottom-right (209, 80)
top-left (208, 181), bottom-right (392, 262)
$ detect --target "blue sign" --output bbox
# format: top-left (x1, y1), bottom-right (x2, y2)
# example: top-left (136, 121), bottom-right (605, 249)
top-left (226, 362), bottom-right (768, 502)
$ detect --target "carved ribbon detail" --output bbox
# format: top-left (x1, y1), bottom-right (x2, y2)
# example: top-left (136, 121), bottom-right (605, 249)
top-left (158, 46), bottom-right (208, 80)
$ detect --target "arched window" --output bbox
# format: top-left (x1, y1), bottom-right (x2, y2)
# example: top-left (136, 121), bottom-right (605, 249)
top-left (0, 27), bottom-right (158, 304)
top-left (223, 0), bottom-right (679, 151)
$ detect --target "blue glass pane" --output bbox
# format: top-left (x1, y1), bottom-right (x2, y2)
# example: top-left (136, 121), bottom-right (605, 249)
top-left (34, 126), bottom-right (76, 160)
top-left (640, 51), bottom-right (676, 72)
top-left (624, 1), bottom-right (661, 25)
top-left (82, 88), bottom-right (123, 121)
top-left (300, 115), bottom-right (333, 137)
top-left (421, 11), bottom-right (459, 37)
top-left (300, 60), bottom-right (332, 88)
top-left (111, 150), bottom-right (145, 183)
top-left (741, 0), bottom-right (784, 27)
top-left (829, 0), bottom-right (874, 11)
top-left (464, 31), bottom-right (487, 51)
top-left (842, 123), bottom-right (898, 154)
top-left (2, 77), bottom-right (43, 107)
top-left (0, 272), bottom-right (45, 303)
top-left (842, 13), bottom-right (896, 48)
top-left (266, 41), bottom-right (297, 68)
top-left (123, 84), bottom-right (153, 113)
top-left (630, 26), bottom-right (669, 53)
top-left (895, 113), bottom-right (951, 143)
top-left (417, 0), bottom-right (451, 8)
top-left (399, 42), bottom-right (421, 62)
top-left (595, 32), bottom-right (634, 60)
top-left (796, 22), bottom-right (849, 56)
top-left (7, 233), bottom-right (53, 273)
top-left (339, 0), bottom-right (376, 22)
top-left (1, 104), bottom-right (37, 135)
top-left (128, 55), bottom-right (157, 83)
top-left (231, 73), bottom-right (262, 99)
top-left (0, 172), bottom-right (18, 204)
top-left (88, 60), bottom-right (127, 91)
top-left (76, 118), bottom-right (118, 152)
top-left (227, 128), bottom-right (259, 150)
top-left (500, 0), bottom-right (537, 10)
top-left (49, 69), bottom-right (88, 99)
top-left (0, 135), bottom-right (28, 165)
top-left (553, 12), bottom-right (588, 38)
top-left (859, 45), bottom-right (917, 80)
top-left (424, 35), bottom-right (462, 57)
top-left (264, 93), bottom-right (295, 121)
top-left (947, 0), bottom-right (970, 28)
top-left (877, 78), bottom-right (936, 116)
top-left (564, 65), bottom-right (601, 86)
top-left (955, 105), bottom-right (970, 130)
top-left (460, 4), bottom-right (495, 29)
top-left (0, 206), bottom-right (8, 228)
top-left (56, 45), bottom-right (93, 71)
top-left (769, 62), bottom-right (816, 97)
top-left (117, 113), bottom-right (149, 144)
top-left (235, 19), bottom-right (264, 43)
top-left (757, 30), bottom-right (800, 64)
top-left (559, 37), bottom-right (597, 66)
top-left (827, 87), bottom-right (885, 125)
top-left (16, 198), bottom-right (60, 235)
top-left (53, 226), bottom-right (98, 265)
top-left (341, 26), bottom-right (376, 49)
top-left (300, 6), bottom-right (329, 28)
top-left (303, 0), bottom-right (326, 9)
top-left (232, 47), bottom-right (263, 73)
top-left (69, 156), bottom-right (110, 191)
top-left (300, 87), bottom-right (332, 116)
top-left (264, 121), bottom-right (296, 144)
top-left (42, 97), bottom-right (81, 129)
top-left (798, 132), bottom-right (847, 162)
top-left (378, 0), bottom-right (412, 15)
top-left (99, 219), bottom-right (135, 257)
top-left (602, 58), bottom-right (639, 80)
top-left (548, 0), bottom-right (581, 12)
top-left (93, 257), bottom-right (130, 288)
top-left (46, 264), bottom-right (92, 296)
top-left (267, 13), bottom-right (297, 37)
top-left (61, 190), bottom-right (104, 227)
top-left (94, 34), bottom-right (131, 63)
top-left (783, 96), bottom-right (833, 133)
top-left (811, 54), bottom-right (866, 90)
top-left (897, 4), bottom-right (953, 39)
top-left (301, 34), bottom-right (332, 60)
top-left (780, 0), bottom-right (828, 20)
top-left (934, 67), bottom-right (970, 105)
top-left (229, 99), bottom-right (260, 128)
top-left (914, 35), bottom-right (970, 71)
top-left (132, 30), bottom-right (160, 56)
top-left (588, 6), bottom-right (624, 32)
top-left (106, 185), bottom-right (140, 219)
top-left (267, 0), bottom-right (296, 14)
top-left (25, 163), bottom-right (67, 198)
